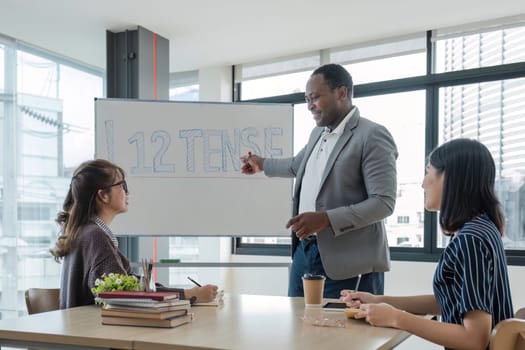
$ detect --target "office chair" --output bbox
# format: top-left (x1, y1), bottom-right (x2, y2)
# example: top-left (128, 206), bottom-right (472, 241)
top-left (25, 288), bottom-right (60, 315)
top-left (515, 307), bottom-right (525, 320)
top-left (490, 316), bottom-right (525, 350)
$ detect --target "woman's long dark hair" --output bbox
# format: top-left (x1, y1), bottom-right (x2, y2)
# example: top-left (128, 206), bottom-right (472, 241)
top-left (429, 138), bottom-right (504, 235)
top-left (50, 159), bottom-right (125, 261)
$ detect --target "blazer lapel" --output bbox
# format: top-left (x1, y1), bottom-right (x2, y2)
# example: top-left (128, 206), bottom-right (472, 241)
top-left (318, 109), bottom-right (360, 190)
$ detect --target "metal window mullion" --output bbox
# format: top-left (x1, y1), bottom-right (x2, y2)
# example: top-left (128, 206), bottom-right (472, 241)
top-left (426, 84), bottom-right (440, 254)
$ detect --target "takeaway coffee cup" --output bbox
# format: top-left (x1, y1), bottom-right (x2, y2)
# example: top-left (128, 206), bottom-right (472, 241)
top-left (302, 274), bottom-right (326, 308)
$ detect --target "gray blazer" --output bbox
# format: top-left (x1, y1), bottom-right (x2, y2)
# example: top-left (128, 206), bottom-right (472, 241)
top-left (264, 108), bottom-right (398, 280)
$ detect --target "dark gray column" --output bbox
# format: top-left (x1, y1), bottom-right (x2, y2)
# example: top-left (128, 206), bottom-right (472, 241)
top-left (106, 26), bottom-right (169, 265)
top-left (107, 26), bottom-right (169, 100)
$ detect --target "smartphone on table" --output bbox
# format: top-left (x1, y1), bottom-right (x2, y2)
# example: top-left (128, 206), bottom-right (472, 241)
top-left (322, 302), bottom-right (347, 311)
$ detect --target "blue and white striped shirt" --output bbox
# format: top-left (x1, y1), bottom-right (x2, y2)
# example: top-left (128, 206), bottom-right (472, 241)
top-left (433, 214), bottom-right (513, 328)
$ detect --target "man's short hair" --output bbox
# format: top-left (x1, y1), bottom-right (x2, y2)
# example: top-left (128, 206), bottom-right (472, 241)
top-left (312, 64), bottom-right (353, 98)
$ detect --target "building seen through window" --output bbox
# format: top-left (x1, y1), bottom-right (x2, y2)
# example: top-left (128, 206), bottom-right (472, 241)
top-left (436, 25), bottom-right (525, 250)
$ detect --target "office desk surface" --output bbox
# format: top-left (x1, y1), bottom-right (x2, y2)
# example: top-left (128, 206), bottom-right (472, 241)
top-left (0, 305), bottom-right (142, 349)
top-left (0, 294), bottom-right (416, 350)
top-left (132, 294), bottom-right (412, 350)
top-left (0, 304), bottom-right (135, 349)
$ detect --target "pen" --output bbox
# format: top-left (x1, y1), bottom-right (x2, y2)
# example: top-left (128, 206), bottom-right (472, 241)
top-left (187, 276), bottom-right (202, 287)
top-left (354, 274), bottom-right (362, 292)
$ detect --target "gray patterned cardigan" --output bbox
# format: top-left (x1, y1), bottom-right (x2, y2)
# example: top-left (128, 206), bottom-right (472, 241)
top-left (59, 223), bottom-right (131, 309)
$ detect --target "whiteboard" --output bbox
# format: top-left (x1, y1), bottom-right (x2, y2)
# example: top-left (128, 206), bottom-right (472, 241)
top-left (95, 98), bottom-right (293, 236)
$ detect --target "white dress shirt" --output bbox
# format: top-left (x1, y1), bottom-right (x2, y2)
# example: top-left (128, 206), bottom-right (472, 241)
top-left (298, 107), bottom-right (356, 217)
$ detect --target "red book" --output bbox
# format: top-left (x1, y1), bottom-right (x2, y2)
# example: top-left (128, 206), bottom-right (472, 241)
top-left (97, 291), bottom-right (180, 301)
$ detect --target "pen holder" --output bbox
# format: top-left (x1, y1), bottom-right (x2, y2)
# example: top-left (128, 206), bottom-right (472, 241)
top-left (140, 259), bottom-right (155, 292)
top-left (140, 274), bottom-right (156, 292)
top-left (149, 276), bottom-right (156, 292)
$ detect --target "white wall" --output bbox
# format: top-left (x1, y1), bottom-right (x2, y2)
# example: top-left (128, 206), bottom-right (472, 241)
top-left (199, 66), bottom-right (232, 102)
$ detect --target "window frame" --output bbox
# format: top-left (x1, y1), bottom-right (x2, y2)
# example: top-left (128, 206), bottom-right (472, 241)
top-left (234, 30), bottom-right (525, 264)
top-left (1, 34), bottom-right (105, 318)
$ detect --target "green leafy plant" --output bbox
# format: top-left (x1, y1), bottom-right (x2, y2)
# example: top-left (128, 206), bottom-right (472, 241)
top-left (91, 273), bottom-right (141, 304)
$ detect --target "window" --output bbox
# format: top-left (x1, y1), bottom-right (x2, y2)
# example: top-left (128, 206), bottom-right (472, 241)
top-left (170, 70), bottom-right (199, 101)
top-left (435, 23), bottom-right (525, 73)
top-left (332, 35), bottom-right (427, 84)
top-left (237, 44), bottom-right (427, 253)
top-left (353, 90), bottom-right (425, 249)
top-left (434, 21), bottom-right (525, 253)
top-left (0, 36), bottom-right (103, 318)
top-left (438, 78), bottom-right (525, 250)
top-left (235, 19), bottom-right (525, 264)
top-left (170, 84), bottom-right (199, 101)
top-left (241, 70), bottom-right (311, 100)
top-left (0, 43), bottom-right (4, 91)
top-left (18, 204), bottom-right (51, 221)
top-left (397, 216), bottom-right (410, 224)
top-left (236, 53), bottom-right (319, 100)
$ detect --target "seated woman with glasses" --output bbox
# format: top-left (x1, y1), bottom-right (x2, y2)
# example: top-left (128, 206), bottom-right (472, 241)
top-left (51, 159), bottom-right (218, 309)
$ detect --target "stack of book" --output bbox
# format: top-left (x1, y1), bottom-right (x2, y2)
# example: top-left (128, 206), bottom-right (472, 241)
top-left (96, 291), bottom-right (192, 328)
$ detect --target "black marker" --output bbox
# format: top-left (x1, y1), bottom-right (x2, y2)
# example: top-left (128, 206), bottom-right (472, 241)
top-left (244, 151), bottom-right (253, 172)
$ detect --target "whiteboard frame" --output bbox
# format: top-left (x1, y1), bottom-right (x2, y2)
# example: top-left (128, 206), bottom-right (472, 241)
top-left (95, 98), bottom-right (294, 237)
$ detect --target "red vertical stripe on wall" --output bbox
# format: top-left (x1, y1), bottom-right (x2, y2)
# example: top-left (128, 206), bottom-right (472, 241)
top-left (152, 33), bottom-right (158, 100)
top-left (152, 32), bottom-right (158, 282)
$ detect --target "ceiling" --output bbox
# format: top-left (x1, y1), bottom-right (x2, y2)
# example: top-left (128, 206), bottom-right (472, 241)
top-left (1, 0), bottom-right (525, 73)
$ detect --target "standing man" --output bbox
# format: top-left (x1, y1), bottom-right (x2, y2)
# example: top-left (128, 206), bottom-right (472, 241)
top-left (241, 64), bottom-right (397, 297)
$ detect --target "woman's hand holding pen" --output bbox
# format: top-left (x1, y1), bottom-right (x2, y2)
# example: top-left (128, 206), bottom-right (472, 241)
top-left (340, 290), bottom-right (378, 307)
top-left (339, 291), bottom-right (400, 327)
top-left (240, 152), bottom-right (264, 174)
top-left (186, 284), bottom-right (219, 303)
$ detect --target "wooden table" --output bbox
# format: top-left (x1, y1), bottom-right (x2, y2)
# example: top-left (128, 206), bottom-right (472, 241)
top-left (0, 304), bottom-right (134, 349)
top-left (0, 294), bottom-right (417, 350)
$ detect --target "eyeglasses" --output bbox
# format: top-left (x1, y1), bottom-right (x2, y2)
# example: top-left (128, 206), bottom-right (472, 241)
top-left (105, 180), bottom-right (128, 194)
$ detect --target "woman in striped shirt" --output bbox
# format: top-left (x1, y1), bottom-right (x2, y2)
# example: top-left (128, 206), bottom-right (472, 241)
top-left (341, 139), bottom-right (514, 350)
